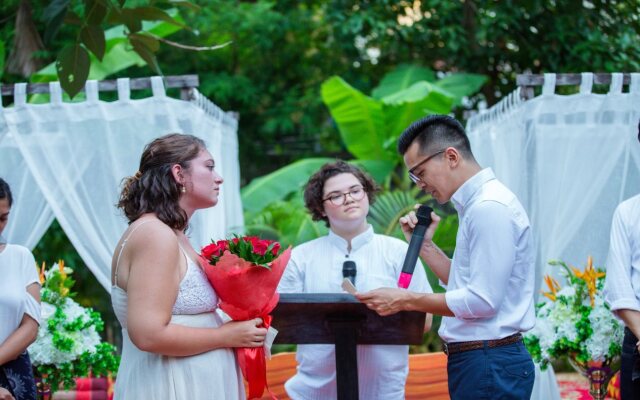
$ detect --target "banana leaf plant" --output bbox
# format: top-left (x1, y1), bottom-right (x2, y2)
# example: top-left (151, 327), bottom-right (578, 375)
top-left (242, 64), bottom-right (486, 216)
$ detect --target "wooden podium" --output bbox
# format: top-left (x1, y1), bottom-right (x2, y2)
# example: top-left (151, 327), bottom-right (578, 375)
top-left (271, 293), bottom-right (426, 400)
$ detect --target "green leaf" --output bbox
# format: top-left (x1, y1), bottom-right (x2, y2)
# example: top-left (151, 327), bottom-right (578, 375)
top-left (0, 40), bottom-right (5, 79)
top-left (433, 73), bottom-right (487, 105)
top-left (381, 81), bottom-right (453, 108)
top-left (55, 44), bottom-right (91, 98)
top-left (129, 6), bottom-right (186, 28)
top-left (84, 0), bottom-right (108, 25)
top-left (241, 158), bottom-right (333, 212)
top-left (368, 188), bottom-right (428, 237)
top-left (129, 35), bottom-right (161, 74)
top-left (321, 76), bottom-right (390, 160)
top-left (351, 159), bottom-right (396, 183)
top-left (43, 0), bottom-right (70, 44)
top-left (244, 199), bottom-right (328, 247)
top-left (165, 1), bottom-right (202, 12)
top-left (382, 94), bottom-right (453, 143)
top-left (80, 25), bottom-right (106, 60)
top-left (64, 10), bottom-right (82, 25)
top-left (371, 64), bottom-right (436, 100)
top-left (128, 32), bottom-right (160, 52)
top-left (31, 14), bottom-right (184, 90)
top-left (121, 9), bottom-right (143, 33)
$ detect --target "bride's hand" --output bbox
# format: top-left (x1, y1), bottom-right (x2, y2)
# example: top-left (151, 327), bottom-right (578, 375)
top-left (221, 318), bottom-right (268, 348)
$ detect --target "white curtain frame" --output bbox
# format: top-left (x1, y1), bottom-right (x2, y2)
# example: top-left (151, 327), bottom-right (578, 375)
top-left (0, 77), bottom-right (244, 290)
top-left (467, 72), bottom-right (640, 288)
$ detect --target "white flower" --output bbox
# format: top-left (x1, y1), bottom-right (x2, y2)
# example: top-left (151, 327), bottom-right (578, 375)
top-left (28, 298), bottom-right (102, 367)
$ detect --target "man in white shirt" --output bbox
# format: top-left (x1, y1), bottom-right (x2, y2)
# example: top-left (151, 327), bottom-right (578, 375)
top-left (604, 121), bottom-right (640, 400)
top-left (357, 115), bottom-right (536, 399)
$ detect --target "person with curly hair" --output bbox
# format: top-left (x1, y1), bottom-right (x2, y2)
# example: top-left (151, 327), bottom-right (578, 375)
top-left (278, 160), bottom-right (433, 400)
top-left (111, 133), bottom-right (266, 399)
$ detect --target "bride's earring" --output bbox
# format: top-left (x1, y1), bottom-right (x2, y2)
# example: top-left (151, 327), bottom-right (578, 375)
top-left (181, 185), bottom-right (186, 193)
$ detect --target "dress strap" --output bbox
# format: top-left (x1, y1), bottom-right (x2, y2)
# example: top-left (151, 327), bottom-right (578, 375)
top-left (113, 220), bottom-right (154, 287)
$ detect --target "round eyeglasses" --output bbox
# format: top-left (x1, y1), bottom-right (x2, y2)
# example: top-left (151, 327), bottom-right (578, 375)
top-left (408, 149), bottom-right (446, 183)
top-left (323, 186), bottom-right (366, 206)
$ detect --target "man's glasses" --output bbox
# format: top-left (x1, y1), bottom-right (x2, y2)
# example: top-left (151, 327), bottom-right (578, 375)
top-left (323, 186), bottom-right (366, 206)
top-left (408, 150), bottom-right (446, 183)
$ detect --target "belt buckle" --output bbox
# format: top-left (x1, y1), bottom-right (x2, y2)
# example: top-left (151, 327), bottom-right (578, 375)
top-left (443, 342), bottom-right (449, 356)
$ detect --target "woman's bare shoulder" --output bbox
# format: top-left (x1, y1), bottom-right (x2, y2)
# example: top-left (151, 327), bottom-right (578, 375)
top-left (123, 216), bottom-right (179, 256)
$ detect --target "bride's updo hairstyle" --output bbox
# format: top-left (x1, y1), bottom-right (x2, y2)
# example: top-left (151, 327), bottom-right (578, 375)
top-left (118, 133), bottom-right (206, 230)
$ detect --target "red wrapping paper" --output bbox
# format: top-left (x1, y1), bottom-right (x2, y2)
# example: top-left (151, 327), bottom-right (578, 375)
top-left (202, 247), bottom-right (291, 399)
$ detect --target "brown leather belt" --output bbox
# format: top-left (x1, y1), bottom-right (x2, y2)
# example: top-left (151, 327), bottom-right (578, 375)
top-left (443, 333), bottom-right (523, 356)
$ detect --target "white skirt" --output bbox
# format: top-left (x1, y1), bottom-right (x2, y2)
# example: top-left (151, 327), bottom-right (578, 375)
top-left (113, 313), bottom-right (245, 400)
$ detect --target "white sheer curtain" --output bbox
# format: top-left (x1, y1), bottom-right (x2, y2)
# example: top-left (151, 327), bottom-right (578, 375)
top-left (467, 72), bottom-right (640, 400)
top-left (0, 77), bottom-right (244, 290)
top-left (0, 132), bottom-right (55, 248)
top-left (468, 72), bottom-right (640, 285)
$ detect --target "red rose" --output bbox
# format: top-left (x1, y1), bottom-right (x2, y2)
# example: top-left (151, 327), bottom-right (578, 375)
top-left (216, 240), bottom-right (229, 254)
top-left (271, 242), bottom-right (281, 256)
top-left (201, 243), bottom-right (221, 260)
top-left (252, 239), bottom-right (269, 256)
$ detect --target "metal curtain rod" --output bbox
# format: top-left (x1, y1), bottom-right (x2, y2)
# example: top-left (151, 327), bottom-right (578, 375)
top-left (516, 73), bottom-right (634, 100)
top-left (0, 74), bottom-right (199, 99)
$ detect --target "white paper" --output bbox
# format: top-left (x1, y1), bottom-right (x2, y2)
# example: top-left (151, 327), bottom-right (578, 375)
top-left (264, 326), bottom-right (278, 359)
top-left (341, 278), bottom-right (357, 295)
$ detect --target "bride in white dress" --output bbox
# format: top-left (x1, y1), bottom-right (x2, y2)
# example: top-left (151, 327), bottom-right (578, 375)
top-left (111, 134), bottom-right (267, 399)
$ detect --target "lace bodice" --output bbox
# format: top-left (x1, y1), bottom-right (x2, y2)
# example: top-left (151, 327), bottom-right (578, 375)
top-left (172, 256), bottom-right (218, 315)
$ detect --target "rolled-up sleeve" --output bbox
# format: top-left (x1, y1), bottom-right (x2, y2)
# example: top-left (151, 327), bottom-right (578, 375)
top-left (604, 205), bottom-right (640, 312)
top-left (445, 201), bottom-right (516, 319)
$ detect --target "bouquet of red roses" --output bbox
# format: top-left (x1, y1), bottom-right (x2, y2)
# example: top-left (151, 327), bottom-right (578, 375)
top-left (201, 236), bottom-right (291, 400)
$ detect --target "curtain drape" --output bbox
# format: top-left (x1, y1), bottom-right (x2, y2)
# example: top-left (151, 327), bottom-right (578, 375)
top-left (467, 72), bottom-right (640, 288)
top-left (0, 77), bottom-right (244, 290)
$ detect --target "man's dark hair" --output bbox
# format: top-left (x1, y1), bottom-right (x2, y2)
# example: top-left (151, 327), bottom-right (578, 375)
top-left (397, 115), bottom-right (474, 159)
top-left (304, 161), bottom-right (379, 227)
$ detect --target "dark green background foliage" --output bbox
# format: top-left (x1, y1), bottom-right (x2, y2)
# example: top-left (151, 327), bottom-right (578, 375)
top-left (2, 0), bottom-right (639, 355)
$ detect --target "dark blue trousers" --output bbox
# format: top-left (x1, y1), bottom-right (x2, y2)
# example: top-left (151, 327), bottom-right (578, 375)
top-left (621, 327), bottom-right (640, 400)
top-left (447, 340), bottom-right (534, 400)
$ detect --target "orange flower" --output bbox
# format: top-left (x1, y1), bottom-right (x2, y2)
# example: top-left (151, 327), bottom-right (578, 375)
top-left (542, 275), bottom-right (561, 301)
top-left (571, 256), bottom-right (605, 307)
top-left (57, 260), bottom-right (67, 279)
top-left (39, 261), bottom-right (46, 284)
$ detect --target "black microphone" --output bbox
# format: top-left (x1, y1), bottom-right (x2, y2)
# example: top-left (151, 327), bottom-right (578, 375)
top-left (398, 205), bottom-right (433, 288)
top-left (343, 260), bottom-right (357, 285)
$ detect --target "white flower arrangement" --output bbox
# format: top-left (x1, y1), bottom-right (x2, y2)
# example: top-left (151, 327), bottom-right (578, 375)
top-left (29, 298), bottom-right (102, 366)
top-left (524, 257), bottom-right (624, 369)
top-left (27, 261), bottom-right (119, 392)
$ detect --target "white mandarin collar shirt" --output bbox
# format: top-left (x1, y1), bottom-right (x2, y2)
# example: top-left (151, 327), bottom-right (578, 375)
top-left (605, 194), bottom-right (640, 312)
top-left (278, 225), bottom-right (432, 400)
top-left (441, 168), bottom-right (536, 343)
top-left (326, 225), bottom-right (374, 255)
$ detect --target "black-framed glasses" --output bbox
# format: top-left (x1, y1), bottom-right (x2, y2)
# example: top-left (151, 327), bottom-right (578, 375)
top-left (323, 186), bottom-right (366, 206)
top-left (408, 150), bottom-right (446, 183)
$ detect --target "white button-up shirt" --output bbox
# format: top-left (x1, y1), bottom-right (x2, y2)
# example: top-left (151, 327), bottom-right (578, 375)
top-left (440, 168), bottom-right (536, 343)
top-left (604, 194), bottom-right (640, 312)
top-left (278, 226), bottom-right (432, 400)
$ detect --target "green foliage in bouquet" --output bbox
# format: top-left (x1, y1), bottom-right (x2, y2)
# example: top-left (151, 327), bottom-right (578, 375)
top-left (29, 261), bottom-right (120, 392)
top-left (523, 257), bottom-right (623, 369)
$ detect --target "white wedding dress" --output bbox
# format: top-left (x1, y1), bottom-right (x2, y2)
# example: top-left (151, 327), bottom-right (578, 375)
top-left (111, 238), bottom-right (245, 399)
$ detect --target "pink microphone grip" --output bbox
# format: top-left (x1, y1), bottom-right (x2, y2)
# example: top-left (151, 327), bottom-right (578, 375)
top-left (397, 272), bottom-right (412, 289)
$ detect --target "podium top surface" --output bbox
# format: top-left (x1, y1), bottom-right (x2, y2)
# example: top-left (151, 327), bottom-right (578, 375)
top-left (272, 293), bottom-right (427, 345)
